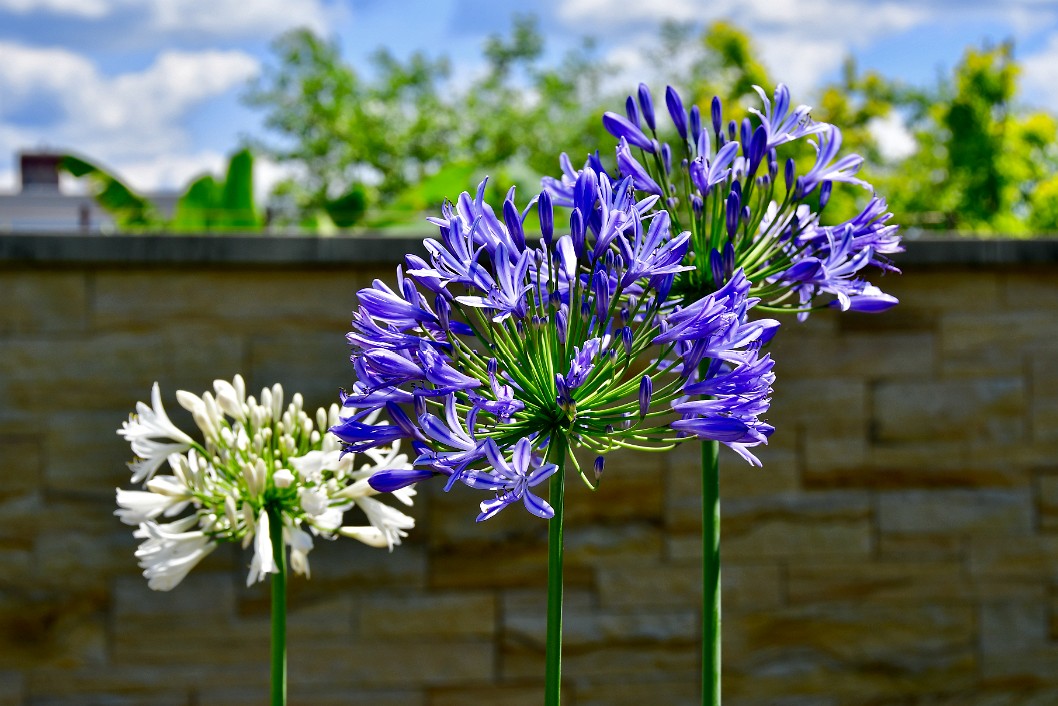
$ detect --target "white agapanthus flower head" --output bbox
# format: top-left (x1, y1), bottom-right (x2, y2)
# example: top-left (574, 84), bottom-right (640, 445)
top-left (116, 375), bottom-right (418, 591)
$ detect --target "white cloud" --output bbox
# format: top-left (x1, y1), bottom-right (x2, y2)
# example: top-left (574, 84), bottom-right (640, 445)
top-left (1021, 34), bottom-right (1058, 113)
top-left (558, 0), bottom-right (933, 93)
top-left (868, 112), bottom-right (917, 161)
top-left (147, 0), bottom-right (333, 37)
top-left (0, 0), bottom-right (109, 17)
top-left (0, 0), bottom-right (335, 36)
top-left (0, 42), bottom-right (259, 195)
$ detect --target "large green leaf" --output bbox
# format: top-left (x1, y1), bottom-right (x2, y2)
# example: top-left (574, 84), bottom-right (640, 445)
top-left (58, 155), bottom-right (157, 228)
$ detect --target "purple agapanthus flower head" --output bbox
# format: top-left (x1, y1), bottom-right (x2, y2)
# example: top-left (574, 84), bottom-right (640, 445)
top-left (552, 82), bottom-right (901, 321)
top-left (336, 172), bottom-right (778, 521)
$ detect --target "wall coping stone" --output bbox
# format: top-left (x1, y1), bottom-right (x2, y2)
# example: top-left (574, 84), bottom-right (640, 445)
top-left (2, 232), bottom-right (1057, 268)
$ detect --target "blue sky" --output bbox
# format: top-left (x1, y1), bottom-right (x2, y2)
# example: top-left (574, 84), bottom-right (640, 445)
top-left (2, 0), bottom-right (1057, 196)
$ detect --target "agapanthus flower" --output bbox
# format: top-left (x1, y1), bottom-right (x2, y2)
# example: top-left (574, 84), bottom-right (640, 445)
top-left (336, 174), bottom-right (776, 521)
top-left (116, 375), bottom-right (416, 590)
top-left (555, 82), bottom-right (902, 319)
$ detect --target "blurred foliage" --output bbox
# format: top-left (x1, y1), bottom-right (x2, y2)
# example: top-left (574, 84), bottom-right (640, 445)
top-left (61, 149), bottom-right (264, 233)
top-left (59, 155), bottom-right (157, 229)
top-left (817, 42), bottom-right (1058, 234)
top-left (246, 16), bottom-right (613, 229)
top-left (245, 18), bottom-right (1058, 235)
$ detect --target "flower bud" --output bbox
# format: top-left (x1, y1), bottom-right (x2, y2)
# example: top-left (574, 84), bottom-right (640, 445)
top-left (570, 208), bottom-right (586, 257)
top-left (625, 95), bottom-right (639, 127)
top-left (538, 190), bottom-right (554, 248)
top-left (503, 197), bottom-right (526, 251)
top-left (665, 85), bottom-right (687, 140)
top-left (638, 82), bottom-right (656, 131)
top-left (638, 376), bottom-right (652, 419)
top-left (594, 456), bottom-right (605, 481)
top-left (602, 112), bottom-right (654, 152)
top-left (819, 181), bottom-right (833, 210)
top-left (273, 468), bottom-right (295, 488)
top-left (711, 96), bottom-right (723, 135)
top-left (689, 104), bottom-right (702, 143)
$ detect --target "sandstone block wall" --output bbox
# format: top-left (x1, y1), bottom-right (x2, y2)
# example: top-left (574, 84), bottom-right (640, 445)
top-left (0, 236), bottom-right (1056, 705)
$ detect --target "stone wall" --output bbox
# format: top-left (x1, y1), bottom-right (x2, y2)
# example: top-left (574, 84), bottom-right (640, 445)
top-left (1, 235), bottom-right (1057, 705)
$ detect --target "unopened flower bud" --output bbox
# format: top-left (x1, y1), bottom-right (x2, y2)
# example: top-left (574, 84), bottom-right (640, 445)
top-left (638, 375), bottom-right (652, 419)
top-left (638, 82), bottom-right (656, 131)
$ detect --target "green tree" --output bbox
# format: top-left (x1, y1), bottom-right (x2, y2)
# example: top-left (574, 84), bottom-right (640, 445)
top-left (819, 42), bottom-right (1058, 234)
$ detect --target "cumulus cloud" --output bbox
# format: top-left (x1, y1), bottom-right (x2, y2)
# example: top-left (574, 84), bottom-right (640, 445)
top-left (0, 42), bottom-right (258, 190)
top-left (0, 0), bottom-right (109, 17)
top-left (868, 112), bottom-right (917, 161)
top-left (558, 0), bottom-right (932, 93)
top-left (1021, 34), bottom-right (1058, 113)
top-left (0, 0), bottom-right (334, 36)
top-left (149, 0), bottom-right (333, 37)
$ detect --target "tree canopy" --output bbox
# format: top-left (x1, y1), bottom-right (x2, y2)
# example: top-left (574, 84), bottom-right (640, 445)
top-left (242, 18), bottom-right (1058, 235)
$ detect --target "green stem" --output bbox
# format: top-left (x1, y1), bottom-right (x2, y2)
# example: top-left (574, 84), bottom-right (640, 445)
top-left (268, 504), bottom-right (287, 706)
top-left (545, 440), bottom-right (568, 706)
top-left (702, 437), bottom-right (721, 706)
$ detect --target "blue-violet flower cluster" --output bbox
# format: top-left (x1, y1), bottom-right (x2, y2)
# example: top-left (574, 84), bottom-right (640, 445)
top-left (547, 83), bottom-right (902, 320)
top-left (335, 175), bottom-right (778, 521)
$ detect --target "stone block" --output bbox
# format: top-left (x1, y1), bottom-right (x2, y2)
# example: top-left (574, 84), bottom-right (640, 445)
top-left (979, 600), bottom-right (1049, 654)
top-left (721, 564), bottom-right (784, 613)
top-left (199, 687), bottom-right (419, 706)
top-left (768, 331), bottom-right (934, 379)
top-left (112, 572), bottom-right (236, 618)
top-left (873, 378), bottom-right (1026, 443)
top-left (429, 537), bottom-right (550, 591)
top-left (573, 678), bottom-right (698, 706)
top-left (0, 671), bottom-right (21, 706)
top-left (28, 692), bottom-right (188, 706)
top-left (1040, 474), bottom-right (1058, 531)
top-left (722, 492), bottom-right (873, 560)
top-left (725, 602), bottom-right (976, 700)
top-left (878, 489), bottom-right (1032, 535)
top-left (359, 592), bottom-right (495, 640)
top-left (247, 332), bottom-right (351, 411)
top-left (969, 535), bottom-right (1058, 582)
top-left (665, 442), bottom-right (800, 532)
top-left (940, 310), bottom-right (1057, 376)
top-left (286, 638), bottom-right (495, 688)
top-left (91, 270), bottom-right (372, 332)
top-left (878, 533), bottom-right (965, 561)
top-left (0, 271), bottom-right (87, 334)
top-left (787, 561), bottom-right (968, 604)
top-left (801, 437), bottom-right (868, 486)
top-left (1033, 396), bottom-right (1058, 443)
top-left (565, 448), bottom-right (665, 524)
top-left (1051, 589), bottom-right (1058, 639)
top-left (0, 593), bottom-right (106, 671)
top-left (769, 378), bottom-right (868, 434)
top-left (851, 688), bottom-right (1058, 705)
top-left (429, 684), bottom-right (561, 706)
top-left (44, 411), bottom-right (137, 496)
top-left (26, 664), bottom-right (264, 697)
top-left (980, 645), bottom-right (1058, 686)
top-left (503, 641), bottom-right (696, 682)
top-left (1003, 269), bottom-right (1058, 310)
top-left (503, 588), bottom-right (695, 648)
top-left (595, 561), bottom-right (700, 610)
top-left (268, 535), bottom-right (427, 591)
top-left (886, 270), bottom-right (1002, 313)
top-left (0, 434), bottom-right (41, 497)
